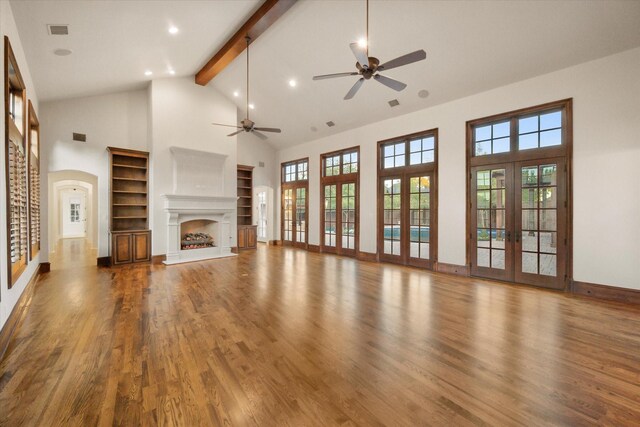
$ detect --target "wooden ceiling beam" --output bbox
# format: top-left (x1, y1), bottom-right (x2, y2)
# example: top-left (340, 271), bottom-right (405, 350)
top-left (195, 0), bottom-right (297, 86)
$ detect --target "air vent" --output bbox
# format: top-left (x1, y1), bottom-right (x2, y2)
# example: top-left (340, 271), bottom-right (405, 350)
top-left (326, 121), bottom-right (335, 127)
top-left (258, 161), bottom-right (265, 167)
top-left (73, 133), bottom-right (86, 142)
top-left (47, 24), bottom-right (69, 35)
top-left (388, 99), bottom-right (400, 107)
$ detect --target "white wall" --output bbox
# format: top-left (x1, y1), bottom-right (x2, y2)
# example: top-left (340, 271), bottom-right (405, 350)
top-left (276, 47), bottom-right (640, 290)
top-left (0, 0), bottom-right (41, 329)
top-left (40, 89), bottom-right (148, 257)
top-left (149, 78), bottom-right (238, 255)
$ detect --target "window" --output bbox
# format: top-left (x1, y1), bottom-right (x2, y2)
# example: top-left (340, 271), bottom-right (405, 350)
top-left (472, 107), bottom-right (565, 157)
top-left (5, 36), bottom-right (29, 286)
top-left (322, 150), bottom-right (358, 177)
top-left (382, 136), bottom-right (435, 169)
top-left (383, 142), bottom-right (405, 169)
top-left (409, 136), bottom-right (435, 165)
top-left (70, 203), bottom-right (80, 223)
top-left (518, 110), bottom-right (562, 150)
top-left (320, 147), bottom-right (359, 255)
top-left (28, 101), bottom-right (41, 259)
top-left (473, 121), bottom-right (510, 156)
top-left (282, 159), bottom-right (308, 182)
top-left (378, 129), bottom-right (438, 269)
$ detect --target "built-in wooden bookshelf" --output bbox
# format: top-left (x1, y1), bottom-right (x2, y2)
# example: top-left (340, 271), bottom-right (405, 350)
top-left (108, 147), bottom-right (151, 264)
top-left (5, 36), bottom-right (28, 287)
top-left (237, 165), bottom-right (257, 250)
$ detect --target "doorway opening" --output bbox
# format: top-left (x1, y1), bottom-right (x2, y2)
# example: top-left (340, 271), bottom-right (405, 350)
top-left (48, 170), bottom-right (99, 255)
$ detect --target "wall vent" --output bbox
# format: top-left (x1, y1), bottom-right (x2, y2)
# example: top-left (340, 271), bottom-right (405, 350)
top-left (388, 99), bottom-right (400, 107)
top-left (326, 121), bottom-right (335, 127)
top-left (258, 161), bottom-right (265, 167)
top-left (73, 133), bottom-right (86, 142)
top-left (47, 24), bottom-right (69, 35)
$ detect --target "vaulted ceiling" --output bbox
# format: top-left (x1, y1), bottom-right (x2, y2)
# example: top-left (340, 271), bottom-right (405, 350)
top-left (12, 0), bottom-right (640, 149)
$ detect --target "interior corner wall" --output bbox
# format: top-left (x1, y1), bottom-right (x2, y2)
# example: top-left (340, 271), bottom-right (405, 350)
top-left (276, 47), bottom-right (640, 291)
top-left (149, 77), bottom-right (238, 256)
top-left (0, 0), bottom-right (41, 330)
top-left (237, 129), bottom-right (277, 241)
top-left (40, 89), bottom-right (149, 258)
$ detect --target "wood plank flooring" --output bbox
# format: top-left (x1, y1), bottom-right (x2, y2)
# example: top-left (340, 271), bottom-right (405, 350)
top-left (1, 240), bottom-right (640, 426)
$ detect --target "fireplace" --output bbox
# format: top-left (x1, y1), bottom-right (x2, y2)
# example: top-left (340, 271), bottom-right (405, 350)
top-left (161, 147), bottom-right (236, 265)
top-left (181, 220), bottom-right (217, 250)
top-left (161, 194), bottom-right (236, 265)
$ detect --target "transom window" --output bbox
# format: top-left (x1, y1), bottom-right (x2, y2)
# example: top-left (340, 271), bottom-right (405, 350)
top-left (409, 136), bottom-right (435, 165)
top-left (382, 133), bottom-right (436, 169)
top-left (473, 108), bottom-right (564, 157)
top-left (283, 159), bottom-right (308, 182)
top-left (323, 150), bottom-right (358, 177)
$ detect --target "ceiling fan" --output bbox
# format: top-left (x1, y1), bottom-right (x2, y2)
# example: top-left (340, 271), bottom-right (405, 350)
top-left (212, 36), bottom-right (281, 140)
top-left (313, 0), bottom-right (427, 100)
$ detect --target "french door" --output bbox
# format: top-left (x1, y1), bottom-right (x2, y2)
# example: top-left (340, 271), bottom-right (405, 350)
top-left (379, 171), bottom-right (435, 269)
top-left (470, 158), bottom-right (566, 289)
top-left (322, 182), bottom-right (357, 256)
top-left (282, 186), bottom-right (307, 248)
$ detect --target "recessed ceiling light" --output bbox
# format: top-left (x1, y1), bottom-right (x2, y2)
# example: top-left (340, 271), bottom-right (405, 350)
top-left (357, 37), bottom-right (367, 48)
top-left (53, 48), bottom-right (72, 56)
top-left (249, 104), bottom-right (255, 110)
top-left (144, 70), bottom-right (152, 76)
top-left (233, 91), bottom-right (239, 97)
top-left (310, 126), bottom-right (318, 132)
top-left (289, 79), bottom-right (297, 88)
top-left (168, 69), bottom-right (176, 75)
top-left (168, 26), bottom-right (179, 35)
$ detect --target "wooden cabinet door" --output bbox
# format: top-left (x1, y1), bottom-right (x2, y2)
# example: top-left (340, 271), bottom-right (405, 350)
top-left (133, 232), bottom-right (151, 263)
top-left (247, 226), bottom-right (257, 248)
top-left (238, 227), bottom-right (247, 249)
top-left (112, 234), bottom-right (132, 265)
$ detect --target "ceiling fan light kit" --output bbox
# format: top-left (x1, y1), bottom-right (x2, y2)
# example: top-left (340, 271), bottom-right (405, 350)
top-left (211, 36), bottom-right (281, 139)
top-left (313, 0), bottom-right (427, 100)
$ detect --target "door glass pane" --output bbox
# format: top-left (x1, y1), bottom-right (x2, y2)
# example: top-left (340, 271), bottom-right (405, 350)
top-left (295, 188), bottom-right (306, 243)
top-left (284, 189), bottom-right (293, 241)
top-left (324, 185), bottom-right (336, 247)
top-left (383, 178), bottom-right (401, 255)
top-left (519, 163), bottom-right (559, 277)
top-left (475, 168), bottom-right (506, 270)
top-left (409, 176), bottom-right (430, 259)
top-left (341, 183), bottom-right (356, 250)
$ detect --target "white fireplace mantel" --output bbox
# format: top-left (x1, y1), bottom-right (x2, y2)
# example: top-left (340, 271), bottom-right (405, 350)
top-left (161, 194), bottom-right (237, 265)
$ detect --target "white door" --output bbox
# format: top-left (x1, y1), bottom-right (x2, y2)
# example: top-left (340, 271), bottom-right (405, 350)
top-left (62, 191), bottom-right (86, 238)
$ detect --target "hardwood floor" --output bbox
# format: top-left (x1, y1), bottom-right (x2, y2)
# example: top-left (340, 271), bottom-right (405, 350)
top-left (1, 242), bottom-right (639, 426)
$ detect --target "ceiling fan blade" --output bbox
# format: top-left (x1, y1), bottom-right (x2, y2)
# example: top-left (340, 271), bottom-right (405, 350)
top-left (344, 78), bottom-right (365, 100)
top-left (313, 72), bottom-right (359, 80)
top-left (378, 50), bottom-right (426, 72)
top-left (374, 74), bottom-right (407, 91)
top-left (349, 43), bottom-right (369, 68)
top-left (252, 130), bottom-right (269, 140)
top-left (212, 122), bottom-right (242, 128)
top-left (227, 130), bottom-right (244, 137)
top-left (254, 127), bottom-right (281, 133)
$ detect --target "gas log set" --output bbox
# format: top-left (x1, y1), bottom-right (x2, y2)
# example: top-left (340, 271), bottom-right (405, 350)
top-left (181, 232), bottom-right (215, 250)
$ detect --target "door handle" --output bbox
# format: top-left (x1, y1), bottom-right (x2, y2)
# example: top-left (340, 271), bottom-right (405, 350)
top-left (515, 230), bottom-right (521, 243)
top-left (506, 231), bottom-right (511, 242)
